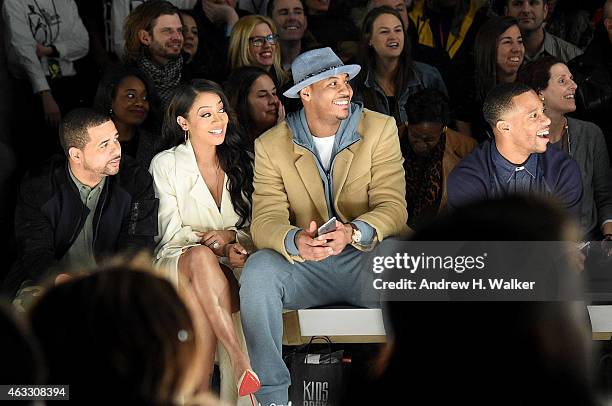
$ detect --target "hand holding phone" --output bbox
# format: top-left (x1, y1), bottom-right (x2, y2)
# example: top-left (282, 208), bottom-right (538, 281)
top-left (316, 219), bottom-right (353, 257)
top-left (316, 217), bottom-right (337, 237)
top-left (295, 220), bottom-right (334, 261)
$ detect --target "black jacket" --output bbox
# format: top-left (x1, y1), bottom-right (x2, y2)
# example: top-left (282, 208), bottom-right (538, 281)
top-left (9, 155), bottom-right (158, 292)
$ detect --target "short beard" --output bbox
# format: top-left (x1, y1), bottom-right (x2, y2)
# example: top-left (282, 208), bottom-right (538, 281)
top-left (165, 51), bottom-right (181, 60)
top-left (146, 43), bottom-right (181, 64)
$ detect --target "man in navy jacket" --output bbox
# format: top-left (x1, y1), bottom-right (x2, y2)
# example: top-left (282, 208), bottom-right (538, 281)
top-left (448, 82), bottom-right (582, 217)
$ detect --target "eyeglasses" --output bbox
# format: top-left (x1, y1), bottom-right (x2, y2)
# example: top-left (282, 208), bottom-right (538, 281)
top-left (248, 34), bottom-right (279, 47)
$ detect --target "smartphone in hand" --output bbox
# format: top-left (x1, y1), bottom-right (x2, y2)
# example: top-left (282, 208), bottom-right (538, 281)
top-left (316, 217), bottom-right (337, 237)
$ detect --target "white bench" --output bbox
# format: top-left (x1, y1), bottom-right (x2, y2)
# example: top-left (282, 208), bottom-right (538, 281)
top-left (282, 307), bottom-right (386, 345)
top-left (589, 305), bottom-right (612, 340)
top-left (282, 305), bottom-right (610, 345)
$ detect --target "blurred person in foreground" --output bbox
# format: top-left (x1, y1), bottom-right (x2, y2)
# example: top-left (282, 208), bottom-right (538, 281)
top-left (355, 195), bottom-right (597, 406)
top-left (0, 303), bottom-right (45, 397)
top-left (29, 258), bottom-right (222, 405)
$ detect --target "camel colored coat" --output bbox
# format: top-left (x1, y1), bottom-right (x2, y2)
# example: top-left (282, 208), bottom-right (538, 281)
top-left (251, 108), bottom-right (410, 262)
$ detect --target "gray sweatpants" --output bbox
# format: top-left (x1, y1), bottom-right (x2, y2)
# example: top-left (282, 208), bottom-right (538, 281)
top-left (239, 245), bottom-right (376, 406)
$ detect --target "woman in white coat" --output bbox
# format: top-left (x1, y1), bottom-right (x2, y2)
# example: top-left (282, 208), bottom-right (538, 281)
top-left (149, 79), bottom-right (260, 402)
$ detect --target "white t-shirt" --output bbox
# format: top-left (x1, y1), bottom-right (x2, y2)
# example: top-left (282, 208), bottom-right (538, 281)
top-left (312, 135), bottom-right (335, 172)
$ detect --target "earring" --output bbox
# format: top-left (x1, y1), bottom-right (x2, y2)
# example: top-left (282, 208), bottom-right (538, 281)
top-left (109, 108), bottom-right (113, 116)
top-left (184, 129), bottom-right (189, 143)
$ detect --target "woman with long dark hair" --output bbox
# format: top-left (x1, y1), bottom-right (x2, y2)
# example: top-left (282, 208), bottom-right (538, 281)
top-left (353, 6), bottom-right (447, 128)
top-left (150, 79), bottom-right (259, 403)
top-left (225, 66), bottom-right (285, 152)
top-left (453, 16), bottom-right (524, 141)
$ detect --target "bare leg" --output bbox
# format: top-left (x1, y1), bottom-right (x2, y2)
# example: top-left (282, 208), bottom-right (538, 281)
top-left (179, 245), bottom-right (252, 383)
top-left (177, 268), bottom-right (217, 392)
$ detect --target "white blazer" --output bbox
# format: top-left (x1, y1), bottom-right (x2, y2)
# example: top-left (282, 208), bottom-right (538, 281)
top-left (149, 140), bottom-right (246, 286)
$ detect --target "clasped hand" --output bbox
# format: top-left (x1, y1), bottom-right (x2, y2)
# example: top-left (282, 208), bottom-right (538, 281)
top-left (195, 230), bottom-right (249, 267)
top-left (296, 220), bottom-right (353, 261)
top-left (196, 229), bottom-right (235, 255)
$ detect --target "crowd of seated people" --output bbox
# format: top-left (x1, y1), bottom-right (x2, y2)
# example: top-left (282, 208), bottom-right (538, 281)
top-left (1, 0), bottom-right (612, 405)
top-left (6, 257), bottom-right (222, 405)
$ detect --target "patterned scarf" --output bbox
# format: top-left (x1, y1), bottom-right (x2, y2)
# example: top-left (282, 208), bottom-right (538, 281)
top-left (136, 55), bottom-right (183, 108)
top-left (402, 132), bottom-right (446, 231)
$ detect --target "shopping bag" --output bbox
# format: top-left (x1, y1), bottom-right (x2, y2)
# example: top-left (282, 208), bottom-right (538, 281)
top-left (286, 336), bottom-right (348, 406)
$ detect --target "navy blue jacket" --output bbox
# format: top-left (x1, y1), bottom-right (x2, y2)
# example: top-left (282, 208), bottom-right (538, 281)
top-left (447, 140), bottom-right (583, 218)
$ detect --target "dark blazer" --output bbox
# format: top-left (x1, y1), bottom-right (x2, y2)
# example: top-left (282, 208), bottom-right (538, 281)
top-left (7, 155), bottom-right (158, 294)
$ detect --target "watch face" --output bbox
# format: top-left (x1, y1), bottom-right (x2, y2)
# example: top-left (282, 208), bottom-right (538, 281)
top-left (352, 229), bottom-right (362, 243)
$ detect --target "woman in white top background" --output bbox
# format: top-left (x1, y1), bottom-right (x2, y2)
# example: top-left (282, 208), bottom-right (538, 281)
top-left (149, 79), bottom-right (259, 403)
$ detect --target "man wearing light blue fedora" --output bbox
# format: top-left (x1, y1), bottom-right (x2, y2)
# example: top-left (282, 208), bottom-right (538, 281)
top-left (239, 47), bottom-right (409, 406)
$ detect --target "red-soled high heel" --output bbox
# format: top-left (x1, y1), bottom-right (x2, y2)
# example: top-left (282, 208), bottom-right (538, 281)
top-left (237, 369), bottom-right (261, 397)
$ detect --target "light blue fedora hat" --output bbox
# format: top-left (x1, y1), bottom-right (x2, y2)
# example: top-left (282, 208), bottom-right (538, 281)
top-left (283, 47), bottom-right (361, 99)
